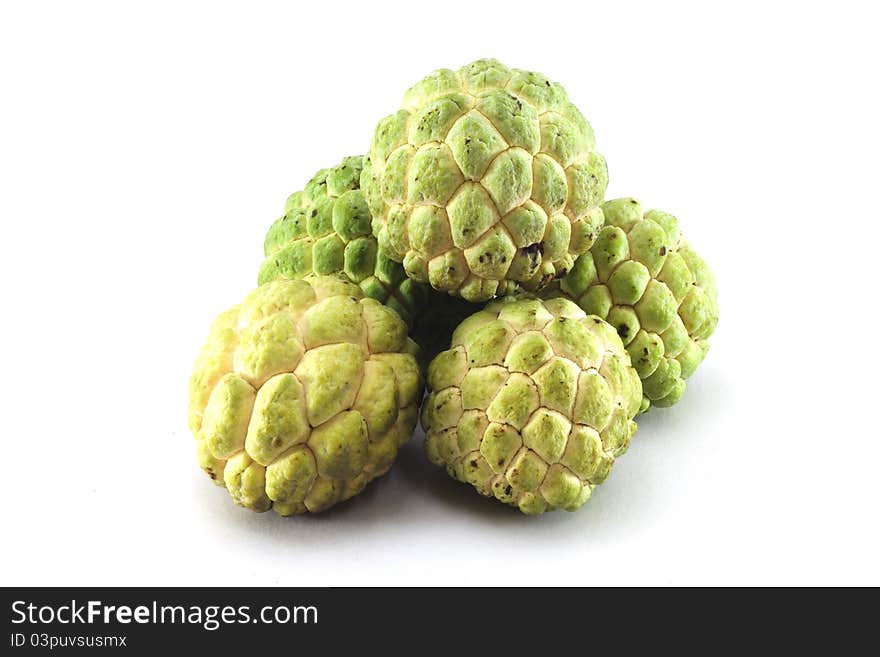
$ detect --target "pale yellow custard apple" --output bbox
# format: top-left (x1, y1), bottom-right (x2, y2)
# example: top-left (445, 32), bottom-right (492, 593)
top-left (421, 297), bottom-right (642, 514)
top-left (188, 276), bottom-right (423, 515)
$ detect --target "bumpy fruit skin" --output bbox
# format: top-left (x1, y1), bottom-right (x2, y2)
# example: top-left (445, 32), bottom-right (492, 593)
top-left (362, 58), bottom-right (608, 303)
top-left (259, 155), bottom-right (429, 327)
top-left (421, 297), bottom-right (642, 514)
top-left (550, 198), bottom-right (718, 411)
top-left (188, 276), bottom-right (423, 515)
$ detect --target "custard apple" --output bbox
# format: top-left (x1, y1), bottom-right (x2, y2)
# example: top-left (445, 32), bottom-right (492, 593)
top-left (421, 297), bottom-right (642, 514)
top-left (259, 155), bottom-right (429, 327)
top-left (188, 276), bottom-right (423, 515)
top-left (362, 58), bottom-right (608, 302)
top-left (548, 198), bottom-right (718, 410)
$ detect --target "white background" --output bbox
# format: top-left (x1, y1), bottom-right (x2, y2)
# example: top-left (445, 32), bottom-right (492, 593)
top-left (1, 1), bottom-right (878, 586)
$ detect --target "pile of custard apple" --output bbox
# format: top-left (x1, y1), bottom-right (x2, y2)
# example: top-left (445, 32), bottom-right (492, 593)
top-left (189, 59), bottom-right (718, 516)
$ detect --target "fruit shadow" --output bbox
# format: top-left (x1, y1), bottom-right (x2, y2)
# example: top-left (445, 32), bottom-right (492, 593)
top-left (196, 367), bottom-right (724, 540)
top-left (195, 465), bottom-right (402, 531)
top-left (391, 435), bottom-right (533, 523)
top-left (195, 438), bottom-right (572, 539)
top-left (392, 433), bottom-right (654, 531)
top-left (390, 364), bottom-right (729, 529)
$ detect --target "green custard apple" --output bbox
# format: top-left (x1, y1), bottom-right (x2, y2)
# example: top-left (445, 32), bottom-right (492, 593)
top-left (548, 198), bottom-right (718, 410)
top-left (362, 58), bottom-right (608, 302)
top-left (259, 155), bottom-right (430, 327)
top-left (421, 297), bottom-right (642, 514)
top-left (188, 276), bottom-right (423, 515)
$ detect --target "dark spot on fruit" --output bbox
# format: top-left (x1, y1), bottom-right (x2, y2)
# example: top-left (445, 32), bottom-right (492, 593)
top-left (593, 318), bottom-right (601, 323)
top-left (470, 460), bottom-right (477, 468)
top-left (618, 324), bottom-right (630, 338)
top-left (659, 246), bottom-right (667, 256)
top-left (311, 209), bottom-right (317, 217)
top-left (505, 485), bottom-right (512, 495)
top-left (498, 459), bottom-right (504, 466)
top-left (521, 242), bottom-right (544, 269)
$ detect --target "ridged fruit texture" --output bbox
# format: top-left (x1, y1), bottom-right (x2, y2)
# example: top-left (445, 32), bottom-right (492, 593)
top-left (188, 276), bottom-right (423, 515)
top-left (552, 198), bottom-right (718, 410)
top-left (259, 155), bottom-right (429, 327)
top-left (362, 58), bottom-right (608, 302)
top-left (421, 297), bottom-right (642, 514)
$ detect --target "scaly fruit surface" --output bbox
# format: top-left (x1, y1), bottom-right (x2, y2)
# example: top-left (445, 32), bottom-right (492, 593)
top-left (362, 58), bottom-right (607, 302)
top-left (548, 198), bottom-right (718, 410)
top-left (259, 155), bottom-right (429, 327)
top-left (421, 297), bottom-right (642, 514)
top-left (188, 276), bottom-right (423, 515)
